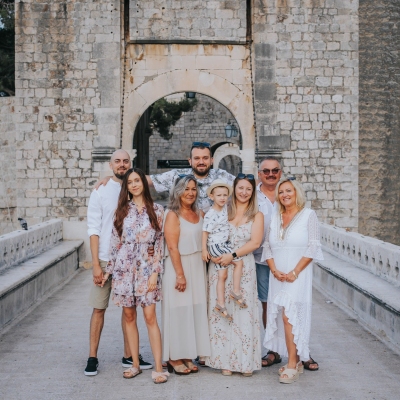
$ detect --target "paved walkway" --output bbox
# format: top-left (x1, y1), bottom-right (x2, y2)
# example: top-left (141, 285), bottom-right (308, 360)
top-left (0, 268), bottom-right (399, 400)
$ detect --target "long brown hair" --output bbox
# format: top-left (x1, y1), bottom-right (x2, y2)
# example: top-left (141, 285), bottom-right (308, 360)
top-left (228, 176), bottom-right (258, 221)
top-left (114, 168), bottom-right (160, 238)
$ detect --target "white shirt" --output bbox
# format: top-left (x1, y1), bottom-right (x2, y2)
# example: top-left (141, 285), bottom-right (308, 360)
top-left (87, 179), bottom-right (121, 262)
top-left (203, 205), bottom-right (230, 245)
top-left (253, 182), bottom-right (278, 265)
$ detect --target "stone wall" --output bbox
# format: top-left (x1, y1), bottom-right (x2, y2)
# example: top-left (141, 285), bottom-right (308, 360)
top-left (14, 0), bottom-right (122, 227)
top-left (129, 0), bottom-right (247, 42)
top-left (0, 97), bottom-right (17, 235)
top-left (148, 93), bottom-right (240, 174)
top-left (253, 0), bottom-right (359, 229)
top-left (359, 0), bottom-right (400, 245)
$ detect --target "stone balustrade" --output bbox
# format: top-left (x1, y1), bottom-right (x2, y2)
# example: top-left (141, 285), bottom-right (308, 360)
top-left (0, 220), bottom-right (62, 271)
top-left (320, 222), bottom-right (400, 286)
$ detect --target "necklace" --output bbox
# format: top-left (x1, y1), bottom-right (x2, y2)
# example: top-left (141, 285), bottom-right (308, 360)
top-left (279, 208), bottom-right (303, 240)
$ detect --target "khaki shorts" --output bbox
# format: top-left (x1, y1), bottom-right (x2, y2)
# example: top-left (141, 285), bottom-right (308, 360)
top-left (88, 260), bottom-right (112, 310)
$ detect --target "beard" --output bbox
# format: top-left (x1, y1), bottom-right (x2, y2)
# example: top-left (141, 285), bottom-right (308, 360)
top-left (114, 169), bottom-right (128, 180)
top-left (192, 164), bottom-right (211, 177)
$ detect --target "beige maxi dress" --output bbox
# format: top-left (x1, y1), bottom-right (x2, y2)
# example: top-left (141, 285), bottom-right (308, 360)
top-left (161, 213), bottom-right (211, 361)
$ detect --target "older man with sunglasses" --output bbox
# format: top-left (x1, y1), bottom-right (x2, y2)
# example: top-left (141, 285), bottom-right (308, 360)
top-left (148, 142), bottom-right (235, 212)
top-left (253, 157), bottom-right (282, 367)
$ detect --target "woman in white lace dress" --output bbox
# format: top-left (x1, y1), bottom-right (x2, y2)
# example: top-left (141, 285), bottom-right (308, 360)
top-left (262, 177), bottom-right (323, 384)
top-left (205, 173), bottom-right (264, 376)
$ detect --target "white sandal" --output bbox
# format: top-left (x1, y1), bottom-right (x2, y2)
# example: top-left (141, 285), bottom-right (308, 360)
top-left (123, 366), bottom-right (142, 379)
top-left (152, 370), bottom-right (170, 384)
top-left (279, 367), bottom-right (299, 384)
top-left (278, 360), bottom-right (303, 374)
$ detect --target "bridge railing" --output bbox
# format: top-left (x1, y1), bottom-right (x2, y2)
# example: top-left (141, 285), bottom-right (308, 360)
top-left (0, 220), bottom-right (62, 271)
top-left (320, 223), bottom-right (400, 286)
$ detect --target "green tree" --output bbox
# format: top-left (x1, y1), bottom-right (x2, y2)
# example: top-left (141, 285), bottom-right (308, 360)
top-left (0, 0), bottom-right (15, 95)
top-left (150, 97), bottom-right (198, 140)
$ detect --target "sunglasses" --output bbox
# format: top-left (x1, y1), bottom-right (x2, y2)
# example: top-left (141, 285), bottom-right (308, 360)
top-left (237, 173), bottom-right (255, 180)
top-left (259, 168), bottom-right (281, 175)
top-left (191, 141), bottom-right (211, 148)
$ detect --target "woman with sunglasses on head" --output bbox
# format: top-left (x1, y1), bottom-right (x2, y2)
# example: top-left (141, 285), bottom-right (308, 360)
top-left (102, 168), bottom-right (168, 384)
top-left (162, 175), bottom-right (210, 375)
top-left (261, 177), bottom-right (324, 384)
top-left (205, 173), bottom-right (264, 376)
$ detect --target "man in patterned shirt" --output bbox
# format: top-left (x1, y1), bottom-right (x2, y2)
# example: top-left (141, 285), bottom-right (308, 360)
top-left (96, 143), bottom-right (235, 213)
top-left (148, 142), bottom-right (235, 212)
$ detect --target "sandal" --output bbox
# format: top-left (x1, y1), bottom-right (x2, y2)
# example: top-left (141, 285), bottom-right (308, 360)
top-left (183, 359), bottom-right (199, 373)
top-left (166, 361), bottom-right (191, 375)
top-left (123, 366), bottom-right (142, 379)
top-left (214, 304), bottom-right (233, 321)
top-left (152, 370), bottom-right (170, 384)
top-left (278, 360), bottom-right (303, 374)
top-left (262, 351), bottom-right (282, 367)
top-left (302, 357), bottom-right (319, 371)
top-left (242, 372), bottom-right (253, 377)
top-left (279, 367), bottom-right (299, 384)
top-left (229, 291), bottom-right (248, 308)
top-left (221, 369), bottom-right (232, 376)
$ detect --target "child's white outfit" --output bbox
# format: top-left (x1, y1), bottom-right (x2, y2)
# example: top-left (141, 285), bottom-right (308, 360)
top-left (203, 205), bottom-right (242, 270)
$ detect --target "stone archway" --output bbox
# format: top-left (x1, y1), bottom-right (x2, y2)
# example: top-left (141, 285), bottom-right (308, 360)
top-left (213, 143), bottom-right (242, 173)
top-left (122, 44), bottom-right (256, 174)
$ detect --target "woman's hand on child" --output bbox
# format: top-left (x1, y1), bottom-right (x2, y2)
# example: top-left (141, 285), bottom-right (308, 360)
top-left (218, 253), bottom-right (234, 267)
top-left (147, 272), bottom-right (158, 292)
top-left (202, 249), bottom-right (211, 262)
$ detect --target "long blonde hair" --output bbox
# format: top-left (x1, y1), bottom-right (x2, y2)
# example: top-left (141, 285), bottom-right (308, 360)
top-left (228, 176), bottom-right (258, 221)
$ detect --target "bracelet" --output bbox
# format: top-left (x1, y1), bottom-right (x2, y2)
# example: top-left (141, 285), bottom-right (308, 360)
top-left (176, 275), bottom-right (185, 279)
top-left (292, 270), bottom-right (298, 279)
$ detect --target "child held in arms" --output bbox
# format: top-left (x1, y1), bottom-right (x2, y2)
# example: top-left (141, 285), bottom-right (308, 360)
top-left (202, 180), bottom-right (247, 322)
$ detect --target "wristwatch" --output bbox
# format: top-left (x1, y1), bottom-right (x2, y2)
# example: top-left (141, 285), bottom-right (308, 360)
top-left (232, 252), bottom-right (237, 259)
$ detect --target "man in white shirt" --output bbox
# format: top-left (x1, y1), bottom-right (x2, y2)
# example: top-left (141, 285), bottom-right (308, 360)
top-left (254, 156), bottom-right (282, 367)
top-left (84, 149), bottom-right (152, 376)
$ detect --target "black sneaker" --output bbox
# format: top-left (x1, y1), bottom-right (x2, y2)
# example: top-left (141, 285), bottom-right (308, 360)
top-left (139, 354), bottom-right (153, 370)
top-left (84, 357), bottom-right (99, 376)
top-left (122, 354), bottom-right (153, 369)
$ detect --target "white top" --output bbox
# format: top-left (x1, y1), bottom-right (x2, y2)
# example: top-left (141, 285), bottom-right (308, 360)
top-left (87, 179), bottom-right (121, 261)
top-left (261, 208), bottom-right (324, 361)
top-left (203, 205), bottom-right (230, 245)
top-left (253, 182), bottom-right (278, 265)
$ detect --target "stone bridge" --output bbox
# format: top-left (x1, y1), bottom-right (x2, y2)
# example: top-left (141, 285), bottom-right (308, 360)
top-left (0, 220), bottom-right (399, 399)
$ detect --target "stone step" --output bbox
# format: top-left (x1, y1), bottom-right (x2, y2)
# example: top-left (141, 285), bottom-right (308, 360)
top-left (0, 240), bottom-right (83, 332)
top-left (314, 252), bottom-right (400, 355)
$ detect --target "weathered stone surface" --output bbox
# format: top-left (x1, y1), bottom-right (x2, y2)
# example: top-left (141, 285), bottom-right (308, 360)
top-left (129, 0), bottom-right (247, 42)
top-left (359, 0), bottom-right (400, 245)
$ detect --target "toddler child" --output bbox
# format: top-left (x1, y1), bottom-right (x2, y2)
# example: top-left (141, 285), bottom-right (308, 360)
top-left (202, 179), bottom-right (247, 322)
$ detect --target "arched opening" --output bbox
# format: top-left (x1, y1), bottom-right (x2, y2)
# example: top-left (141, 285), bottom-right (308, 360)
top-left (219, 155), bottom-right (242, 176)
top-left (132, 92), bottom-right (243, 175)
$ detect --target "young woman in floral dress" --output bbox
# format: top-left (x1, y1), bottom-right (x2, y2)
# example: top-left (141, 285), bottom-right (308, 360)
top-left (103, 168), bottom-right (169, 384)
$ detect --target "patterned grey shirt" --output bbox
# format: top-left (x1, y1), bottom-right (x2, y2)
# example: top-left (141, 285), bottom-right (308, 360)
top-left (150, 168), bottom-right (235, 212)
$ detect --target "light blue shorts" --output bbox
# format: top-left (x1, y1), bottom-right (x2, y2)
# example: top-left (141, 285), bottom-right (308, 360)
top-left (255, 262), bottom-right (270, 303)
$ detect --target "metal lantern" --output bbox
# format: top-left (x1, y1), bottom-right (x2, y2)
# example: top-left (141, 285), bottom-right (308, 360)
top-left (232, 123), bottom-right (238, 137)
top-left (225, 122), bottom-right (233, 138)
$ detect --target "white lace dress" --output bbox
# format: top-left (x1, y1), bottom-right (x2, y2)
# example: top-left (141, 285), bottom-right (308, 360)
top-left (261, 208), bottom-right (324, 361)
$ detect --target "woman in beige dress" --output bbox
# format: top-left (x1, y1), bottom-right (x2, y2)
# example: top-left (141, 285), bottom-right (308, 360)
top-left (162, 175), bottom-right (210, 374)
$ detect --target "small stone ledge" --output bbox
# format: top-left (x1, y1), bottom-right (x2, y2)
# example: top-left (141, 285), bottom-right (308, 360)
top-left (0, 240), bottom-right (83, 332)
top-left (314, 252), bottom-right (400, 354)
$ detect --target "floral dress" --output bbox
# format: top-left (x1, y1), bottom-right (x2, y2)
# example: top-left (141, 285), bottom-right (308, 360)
top-left (205, 220), bottom-right (261, 373)
top-left (261, 208), bottom-right (324, 361)
top-left (106, 202), bottom-right (164, 308)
